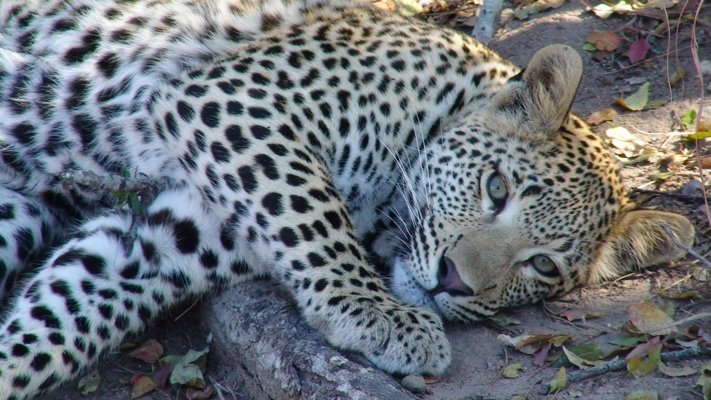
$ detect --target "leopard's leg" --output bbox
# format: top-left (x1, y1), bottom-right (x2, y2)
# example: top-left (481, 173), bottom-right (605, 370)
top-left (206, 152), bottom-right (452, 377)
top-left (0, 187), bottom-right (60, 299)
top-left (0, 184), bottom-right (255, 399)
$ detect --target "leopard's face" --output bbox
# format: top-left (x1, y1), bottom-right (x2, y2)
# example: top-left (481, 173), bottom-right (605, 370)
top-left (391, 113), bottom-right (625, 321)
top-left (389, 44), bottom-right (694, 322)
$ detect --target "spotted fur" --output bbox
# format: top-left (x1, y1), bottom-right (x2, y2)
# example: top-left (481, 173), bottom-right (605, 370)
top-left (0, 0), bottom-right (694, 398)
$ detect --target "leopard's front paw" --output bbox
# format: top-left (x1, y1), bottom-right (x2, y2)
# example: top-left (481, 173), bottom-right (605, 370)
top-left (364, 304), bottom-right (451, 376)
top-left (318, 301), bottom-right (451, 376)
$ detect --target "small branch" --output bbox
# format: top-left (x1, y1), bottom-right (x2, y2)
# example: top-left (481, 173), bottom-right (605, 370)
top-left (539, 346), bottom-right (711, 393)
top-left (661, 223), bottom-right (711, 269)
top-left (59, 170), bottom-right (162, 194)
top-left (58, 170), bottom-right (166, 209)
top-left (472, 0), bottom-right (503, 44)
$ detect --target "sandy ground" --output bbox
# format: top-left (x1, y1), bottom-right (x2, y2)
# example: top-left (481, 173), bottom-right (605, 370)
top-left (45, 1), bottom-right (711, 399)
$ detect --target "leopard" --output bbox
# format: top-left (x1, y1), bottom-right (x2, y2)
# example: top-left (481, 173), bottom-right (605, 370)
top-left (0, 0), bottom-right (695, 398)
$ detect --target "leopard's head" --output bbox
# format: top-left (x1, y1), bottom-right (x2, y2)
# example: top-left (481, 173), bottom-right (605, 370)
top-left (392, 44), bottom-right (694, 321)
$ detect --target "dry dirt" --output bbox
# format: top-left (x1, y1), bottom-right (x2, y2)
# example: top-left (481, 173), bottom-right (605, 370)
top-left (45, 1), bottom-right (711, 399)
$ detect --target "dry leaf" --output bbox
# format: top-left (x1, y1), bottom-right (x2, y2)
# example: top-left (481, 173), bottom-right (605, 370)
top-left (628, 39), bottom-right (651, 64)
top-left (628, 302), bottom-right (675, 335)
top-left (153, 362), bottom-right (172, 388)
top-left (659, 290), bottom-right (702, 300)
top-left (559, 309), bottom-right (605, 322)
top-left (587, 108), bottom-right (618, 125)
top-left (658, 361), bottom-right (696, 377)
top-left (131, 375), bottom-right (157, 399)
top-left (533, 342), bottom-right (552, 366)
top-left (423, 375), bottom-right (440, 384)
top-left (186, 386), bottom-right (216, 400)
top-left (498, 333), bottom-right (571, 355)
top-left (626, 390), bottom-right (659, 400)
top-left (627, 341), bottom-right (662, 378)
top-left (670, 66), bottom-right (685, 86)
top-left (562, 346), bottom-right (607, 369)
top-left (548, 367), bottom-right (567, 393)
top-left (586, 31), bottom-right (622, 51)
top-left (591, 1), bottom-right (633, 18)
top-left (128, 339), bottom-right (164, 364)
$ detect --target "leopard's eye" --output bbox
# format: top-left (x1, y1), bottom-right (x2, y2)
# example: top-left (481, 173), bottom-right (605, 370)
top-left (486, 173), bottom-right (508, 211)
top-left (530, 255), bottom-right (559, 277)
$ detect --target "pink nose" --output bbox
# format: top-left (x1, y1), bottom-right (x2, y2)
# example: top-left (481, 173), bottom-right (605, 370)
top-left (430, 255), bottom-right (474, 296)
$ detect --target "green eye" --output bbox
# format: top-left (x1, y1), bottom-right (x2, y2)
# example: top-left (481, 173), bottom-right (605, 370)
top-left (486, 173), bottom-right (508, 210)
top-left (531, 255), bottom-right (558, 277)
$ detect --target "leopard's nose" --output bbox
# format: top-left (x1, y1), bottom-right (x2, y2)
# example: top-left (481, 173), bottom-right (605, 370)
top-left (430, 254), bottom-right (474, 296)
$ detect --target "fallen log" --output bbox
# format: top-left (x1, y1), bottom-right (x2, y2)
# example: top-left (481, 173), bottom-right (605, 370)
top-left (205, 280), bottom-right (419, 400)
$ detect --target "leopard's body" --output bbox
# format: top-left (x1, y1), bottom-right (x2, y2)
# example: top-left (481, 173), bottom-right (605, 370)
top-left (0, 0), bottom-right (694, 398)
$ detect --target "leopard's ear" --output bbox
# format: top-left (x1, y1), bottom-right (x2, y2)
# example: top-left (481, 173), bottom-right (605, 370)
top-left (587, 209), bottom-right (695, 283)
top-left (496, 44), bottom-right (583, 135)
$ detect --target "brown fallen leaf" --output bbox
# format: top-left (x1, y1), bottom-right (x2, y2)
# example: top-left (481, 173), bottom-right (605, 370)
top-left (128, 339), bottom-right (164, 364)
top-left (423, 375), bottom-right (440, 384)
top-left (659, 290), bottom-right (703, 300)
top-left (627, 340), bottom-right (662, 378)
top-left (558, 309), bottom-right (605, 322)
top-left (586, 30), bottom-right (622, 51)
top-left (186, 385), bottom-right (216, 400)
top-left (699, 156), bottom-right (711, 169)
top-left (627, 39), bottom-right (651, 64)
top-left (628, 302), bottom-right (676, 336)
top-left (587, 107), bottom-right (618, 125)
top-left (659, 361), bottom-right (697, 377)
top-left (131, 375), bottom-right (157, 399)
top-left (497, 333), bottom-right (571, 355)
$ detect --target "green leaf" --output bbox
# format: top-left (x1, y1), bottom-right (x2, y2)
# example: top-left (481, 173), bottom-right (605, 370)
top-left (77, 369), bottom-right (101, 395)
top-left (170, 363), bottom-right (205, 388)
top-left (697, 362), bottom-right (711, 400)
top-left (501, 362), bottom-right (523, 378)
top-left (161, 348), bottom-right (209, 388)
top-left (562, 346), bottom-right (607, 369)
top-left (568, 343), bottom-right (605, 360)
top-left (553, 343), bottom-right (606, 367)
top-left (683, 131), bottom-right (711, 142)
top-left (548, 367), bottom-right (567, 393)
top-left (627, 342), bottom-right (662, 378)
top-left (582, 42), bottom-right (597, 52)
top-left (616, 82), bottom-right (650, 111)
top-left (161, 348), bottom-right (209, 367)
top-left (609, 336), bottom-right (647, 347)
top-left (681, 110), bottom-right (697, 129)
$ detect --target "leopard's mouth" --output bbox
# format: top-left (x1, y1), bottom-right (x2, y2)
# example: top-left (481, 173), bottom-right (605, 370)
top-left (390, 257), bottom-right (442, 315)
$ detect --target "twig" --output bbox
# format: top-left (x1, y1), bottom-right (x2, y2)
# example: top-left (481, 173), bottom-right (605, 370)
top-left (59, 170), bottom-right (162, 194)
top-left (472, 0), bottom-right (503, 44)
top-left (565, 346), bottom-right (711, 384)
top-left (661, 223), bottom-right (711, 269)
top-left (660, 312), bottom-right (711, 330)
top-left (631, 188), bottom-right (708, 203)
top-left (58, 170), bottom-right (167, 210)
